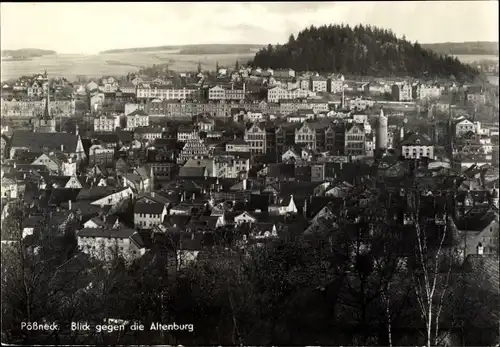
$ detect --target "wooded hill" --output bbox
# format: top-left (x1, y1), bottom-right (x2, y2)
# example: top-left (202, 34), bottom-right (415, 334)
top-left (249, 24), bottom-right (480, 81)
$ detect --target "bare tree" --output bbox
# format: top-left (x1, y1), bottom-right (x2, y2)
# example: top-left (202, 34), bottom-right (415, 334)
top-left (409, 191), bottom-right (455, 347)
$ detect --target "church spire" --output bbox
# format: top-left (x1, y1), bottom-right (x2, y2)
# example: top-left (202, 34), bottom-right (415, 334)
top-left (42, 87), bottom-right (51, 120)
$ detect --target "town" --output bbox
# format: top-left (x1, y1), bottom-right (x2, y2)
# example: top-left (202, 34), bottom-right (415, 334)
top-left (1, 29), bottom-right (500, 347)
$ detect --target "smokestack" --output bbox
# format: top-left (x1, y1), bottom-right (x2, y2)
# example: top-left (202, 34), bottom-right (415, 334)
top-left (68, 200), bottom-right (72, 210)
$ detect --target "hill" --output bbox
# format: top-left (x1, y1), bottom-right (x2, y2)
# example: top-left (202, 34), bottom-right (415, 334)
top-left (1, 48), bottom-right (56, 58)
top-left (249, 24), bottom-right (480, 82)
top-left (421, 41), bottom-right (498, 56)
top-left (101, 44), bottom-right (264, 55)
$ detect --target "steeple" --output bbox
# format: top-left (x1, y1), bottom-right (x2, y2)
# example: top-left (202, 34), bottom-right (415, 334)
top-left (42, 83), bottom-right (51, 120)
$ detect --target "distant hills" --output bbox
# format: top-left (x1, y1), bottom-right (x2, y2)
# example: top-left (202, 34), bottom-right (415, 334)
top-left (1, 48), bottom-right (56, 59)
top-left (100, 44), bottom-right (265, 55)
top-left (421, 41), bottom-right (498, 56)
top-left (249, 24), bottom-right (480, 81)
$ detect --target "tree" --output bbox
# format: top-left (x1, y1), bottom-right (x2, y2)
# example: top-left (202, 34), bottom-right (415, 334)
top-left (408, 192), bottom-right (457, 347)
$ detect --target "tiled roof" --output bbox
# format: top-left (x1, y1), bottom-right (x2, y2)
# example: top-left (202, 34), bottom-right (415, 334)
top-left (401, 132), bottom-right (433, 146)
top-left (11, 131), bottom-right (79, 153)
top-left (179, 166), bottom-right (206, 178)
top-left (77, 227), bottom-right (136, 239)
top-left (134, 201), bottom-right (165, 214)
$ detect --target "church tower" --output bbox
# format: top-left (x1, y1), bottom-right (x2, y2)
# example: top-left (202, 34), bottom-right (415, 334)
top-left (32, 77), bottom-right (56, 133)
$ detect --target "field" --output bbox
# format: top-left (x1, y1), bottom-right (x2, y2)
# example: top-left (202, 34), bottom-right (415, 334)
top-left (452, 54), bottom-right (499, 63)
top-left (0, 50), bottom-right (256, 81)
top-left (1, 51), bottom-right (498, 82)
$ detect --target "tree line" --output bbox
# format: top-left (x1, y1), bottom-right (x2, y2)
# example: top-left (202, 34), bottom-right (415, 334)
top-left (249, 24), bottom-right (480, 82)
top-left (1, 192), bottom-right (498, 345)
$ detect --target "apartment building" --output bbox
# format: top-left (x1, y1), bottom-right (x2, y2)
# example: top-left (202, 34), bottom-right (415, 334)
top-left (126, 110), bottom-right (149, 130)
top-left (401, 133), bottom-right (434, 159)
top-left (311, 76), bottom-right (328, 92)
top-left (244, 123), bottom-right (267, 154)
top-left (344, 123), bottom-right (366, 156)
top-left (94, 115), bottom-right (120, 132)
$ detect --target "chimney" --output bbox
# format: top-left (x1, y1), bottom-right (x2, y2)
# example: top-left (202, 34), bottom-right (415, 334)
top-left (242, 178), bottom-right (247, 191)
top-left (60, 144), bottom-right (64, 152)
top-left (477, 242), bottom-right (484, 255)
top-left (191, 232), bottom-right (195, 241)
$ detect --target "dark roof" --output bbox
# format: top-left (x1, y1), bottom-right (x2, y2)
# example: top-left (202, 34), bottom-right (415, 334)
top-left (11, 131), bottom-right (79, 153)
top-left (268, 163), bottom-right (295, 178)
top-left (179, 166), bottom-right (206, 178)
top-left (401, 132), bottom-right (433, 146)
top-left (134, 201), bottom-right (166, 214)
top-left (77, 227), bottom-right (136, 239)
top-left (227, 138), bottom-right (248, 145)
top-left (47, 188), bottom-right (81, 207)
top-left (127, 110), bottom-right (148, 117)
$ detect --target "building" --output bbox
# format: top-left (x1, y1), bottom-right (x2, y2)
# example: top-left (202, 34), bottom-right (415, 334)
top-left (330, 75), bottom-right (345, 94)
top-left (244, 123), bottom-right (267, 154)
top-left (77, 228), bottom-right (145, 262)
top-left (455, 119), bottom-right (476, 138)
top-left (126, 110), bottom-right (149, 130)
top-left (197, 118), bottom-right (215, 132)
top-left (467, 93), bottom-right (486, 105)
top-left (344, 123), bottom-right (365, 156)
top-left (401, 132), bottom-right (434, 159)
top-left (392, 82), bottom-right (413, 101)
top-left (136, 85), bottom-right (198, 100)
top-left (134, 199), bottom-right (168, 230)
top-left (32, 92), bottom-right (56, 133)
top-left (418, 84), bottom-right (442, 100)
top-left (134, 127), bottom-right (164, 142)
top-left (208, 86), bottom-right (226, 100)
top-left (177, 125), bottom-right (199, 142)
top-left (9, 131), bottom-right (86, 162)
top-left (311, 76), bottom-right (328, 92)
top-left (226, 139), bottom-right (250, 153)
top-left (178, 138), bottom-right (210, 163)
top-left (267, 86), bottom-right (310, 103)
top-left (349, 97), bottom-right (375, 111)
top-left (375, 108), bottom-right (388, 151)
top-left (94, 115), bottom-right (120, 132)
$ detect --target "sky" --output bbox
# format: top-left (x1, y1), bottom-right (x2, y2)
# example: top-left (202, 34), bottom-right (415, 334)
top-left (1, 2), bottom-right (498, 55)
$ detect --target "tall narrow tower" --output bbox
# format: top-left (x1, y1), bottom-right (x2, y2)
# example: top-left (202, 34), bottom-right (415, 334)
top-left (32, 80), bottom-right (56, 133)
top-left (375, 107), bottom-right (388, 151)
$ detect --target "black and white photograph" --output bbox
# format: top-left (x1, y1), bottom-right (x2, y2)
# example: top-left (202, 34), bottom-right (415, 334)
top-left (1, 1), bottom-right (499, 346)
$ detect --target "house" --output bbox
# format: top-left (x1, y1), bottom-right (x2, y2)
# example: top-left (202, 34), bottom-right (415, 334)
top-left (122, 169), bottom-right (151, 193)
top-left (344, 123), bottom-right (366, 156)
top-left (311, 75), bottom-right (328, 92)
top-left (1, 176), bottom-right (18, 199)
top-left (457, 206), bottom-right (499, 257)
top-left (208, 86), bottom-right (226, 100)
top-left (90, 187), bottom-right (134, 206)
top-left (269, 194), bottom-right (298, 215)
top-left (401, 132), bottom-right (435, 160)
top-left (94, 115), bottom-right (120, 132)
top-left (39, 175), bottom-right (82, 190)
top-left (392, 82), bottom-right (413, 101)
top-left (177, 125), bottom-right (199, 142)
top-left (197, 118), bottom-right (215, 132)
top-left (244, 123), bottom-right (266, 154)
top-left (134, 199), bottom-right (168, 229)
top-left (77, 227), bottom-right (146, 262)
top-left (226, 139), bottom-right (250, 153)
top-left (126, 110), bottom-right (149, 130)
top-left (32, 152), bottom-right (77, 176)
top-left (134, 127), bottom-right (163, 141)
top-left (234, 211), bottom-right (258, 225)
top-left (9, 131), bottom-right (86, 162)
top-left (455, 119), bottom-right (476, 138)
